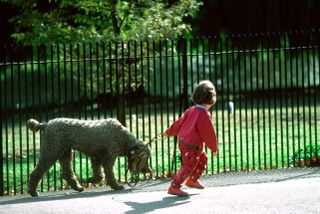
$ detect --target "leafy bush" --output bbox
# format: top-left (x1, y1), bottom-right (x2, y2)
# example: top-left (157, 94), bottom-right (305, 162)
top-left (290, 144), bottom-right (320, 167)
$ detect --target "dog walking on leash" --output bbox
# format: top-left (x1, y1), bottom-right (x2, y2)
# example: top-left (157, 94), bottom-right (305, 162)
top-left (26, 118), bottom-right (152, 197)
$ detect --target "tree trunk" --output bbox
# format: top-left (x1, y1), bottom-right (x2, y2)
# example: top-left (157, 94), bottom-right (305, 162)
top-left (116, 94), bottom-right (126, 126)
top-left (110, 0), bottom-right (126, 126)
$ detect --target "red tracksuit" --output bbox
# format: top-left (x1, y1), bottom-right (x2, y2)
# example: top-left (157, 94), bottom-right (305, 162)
top-left (166, 105), bottom-right (218, 188)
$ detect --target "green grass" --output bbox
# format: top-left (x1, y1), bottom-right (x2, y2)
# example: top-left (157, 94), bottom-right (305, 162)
top-left (1, 97), bottom-right (320, 195)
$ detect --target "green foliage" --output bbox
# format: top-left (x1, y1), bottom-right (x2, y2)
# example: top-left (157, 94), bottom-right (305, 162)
top-left (8, 0), bottom-right (202, 45)
top-left (290, 144), bottom-right (320, 167)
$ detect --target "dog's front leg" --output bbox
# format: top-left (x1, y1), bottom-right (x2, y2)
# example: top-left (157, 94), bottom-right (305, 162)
top-left (102, 158), bottom-right (124, 190)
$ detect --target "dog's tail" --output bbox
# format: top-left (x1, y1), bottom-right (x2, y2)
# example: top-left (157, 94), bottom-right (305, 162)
top-left (27, 118), bottom-right (45, 132)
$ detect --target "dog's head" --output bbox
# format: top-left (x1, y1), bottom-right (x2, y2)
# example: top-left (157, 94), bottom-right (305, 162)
top-left (129, 140), bottom-right (152, 175)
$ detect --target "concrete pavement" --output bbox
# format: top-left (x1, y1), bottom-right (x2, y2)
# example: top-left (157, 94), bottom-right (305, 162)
top-left (1, 167), bottom-right (320, 214)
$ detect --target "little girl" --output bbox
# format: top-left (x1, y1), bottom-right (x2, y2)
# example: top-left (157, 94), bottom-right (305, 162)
top-left (164, 80), bottom-right (218, 196)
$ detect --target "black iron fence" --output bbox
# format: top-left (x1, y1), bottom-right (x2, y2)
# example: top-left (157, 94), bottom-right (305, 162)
top-left (1, 30), bottom-right (320, 196)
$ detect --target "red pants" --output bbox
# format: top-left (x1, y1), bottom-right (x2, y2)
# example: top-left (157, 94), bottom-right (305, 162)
top-left (171, 142), bottom-right (208, 188)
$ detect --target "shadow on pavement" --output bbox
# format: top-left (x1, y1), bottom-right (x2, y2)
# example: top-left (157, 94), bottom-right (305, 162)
top-left (118, 194), bottom-right (197, 214)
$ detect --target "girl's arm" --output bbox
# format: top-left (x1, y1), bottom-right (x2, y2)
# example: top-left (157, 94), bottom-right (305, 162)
top-left (197, 112), bottom-right (218, 152)
top-left (165, 109), bottom-right (189, 136)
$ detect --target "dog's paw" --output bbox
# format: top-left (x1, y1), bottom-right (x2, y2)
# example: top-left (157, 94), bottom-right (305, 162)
top-left (112, 185), bottom-right (124, 190)
top-left (76, 186), bottom-right (84, 192)
top-left (29, 191), bottom-right (39, 197)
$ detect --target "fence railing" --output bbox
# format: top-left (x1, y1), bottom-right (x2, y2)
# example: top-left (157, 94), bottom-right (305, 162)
top-left (1, 30), bottom-right (320, 196)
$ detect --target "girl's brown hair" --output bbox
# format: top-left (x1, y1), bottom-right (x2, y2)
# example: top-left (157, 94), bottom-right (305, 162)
top-left (191, 80), bottom-right (216, 105)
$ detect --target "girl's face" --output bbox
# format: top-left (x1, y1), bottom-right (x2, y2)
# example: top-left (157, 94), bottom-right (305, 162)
top-left (212, 91), bottom-right (217, 104)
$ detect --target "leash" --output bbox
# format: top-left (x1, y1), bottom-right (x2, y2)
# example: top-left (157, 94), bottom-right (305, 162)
top-left (149, 133), bottom-right (168, 143)
top-left (125, 133), bottom-right (167, 187)
top-left (125, 168), bottom-right (140, 187)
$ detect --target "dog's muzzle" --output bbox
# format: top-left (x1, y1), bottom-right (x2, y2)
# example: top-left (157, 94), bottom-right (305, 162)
top-left (129, 143), bottom-right (152, 175)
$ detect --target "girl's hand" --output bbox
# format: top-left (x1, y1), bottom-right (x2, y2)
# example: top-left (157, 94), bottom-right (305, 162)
top-left (213, 151), bottom-right (218, 156)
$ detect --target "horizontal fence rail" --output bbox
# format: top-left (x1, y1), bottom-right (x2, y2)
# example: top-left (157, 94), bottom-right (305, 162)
top-left (1, 30), bottom-right (320, 196)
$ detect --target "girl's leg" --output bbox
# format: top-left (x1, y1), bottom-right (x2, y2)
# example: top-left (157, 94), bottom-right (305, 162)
top-left (171, 144), bottom-right (199, 188)
top-left (189, 151), bottom-right (208, 180)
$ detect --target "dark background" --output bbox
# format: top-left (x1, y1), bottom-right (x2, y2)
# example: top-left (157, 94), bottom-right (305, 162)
top-left (190, 0), bottom-right (320, 35)
top-left (1, 0), bottom-right (320, 44)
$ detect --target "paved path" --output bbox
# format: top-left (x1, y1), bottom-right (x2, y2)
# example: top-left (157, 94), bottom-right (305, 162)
top-left (1, 167), bottom-right (320, 214)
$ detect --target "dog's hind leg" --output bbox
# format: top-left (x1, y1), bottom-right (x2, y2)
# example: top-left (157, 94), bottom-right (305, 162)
top-left (28, 156), bottom-right (57, 197)
top-left (85, 158), bottom-right (104, 184)
top-left (59, 149), bottom-right (84, 193)
top-left (102, 157), bottom-right (124, 190)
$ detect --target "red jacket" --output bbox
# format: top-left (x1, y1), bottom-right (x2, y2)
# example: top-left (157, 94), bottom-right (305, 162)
top-left (166, 106), bottom-right (218, 152)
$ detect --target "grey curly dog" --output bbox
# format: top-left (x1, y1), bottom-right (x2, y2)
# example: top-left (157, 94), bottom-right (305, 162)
top-left (27, 118), bottom-right (152, 197)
